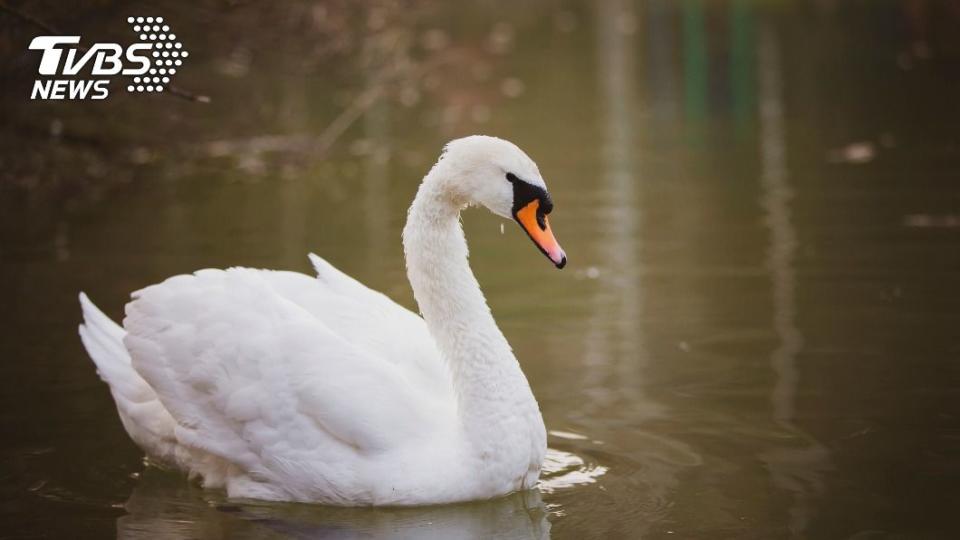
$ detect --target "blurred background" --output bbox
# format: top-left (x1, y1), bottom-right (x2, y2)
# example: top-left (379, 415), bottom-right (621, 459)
top-left (1, 0), bottom-right (959, 538)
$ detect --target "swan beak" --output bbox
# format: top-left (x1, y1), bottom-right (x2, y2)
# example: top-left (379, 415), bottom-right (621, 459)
top-left (514, 199), bottom-right (567, 269)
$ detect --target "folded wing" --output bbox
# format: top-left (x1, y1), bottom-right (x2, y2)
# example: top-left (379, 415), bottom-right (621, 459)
top-left (122, 264), bottom-right (453, 500)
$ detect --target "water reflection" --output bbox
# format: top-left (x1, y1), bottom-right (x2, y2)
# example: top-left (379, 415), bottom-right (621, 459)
top-left (682, 0), bottom-right (708, 123)
top-left (112, 446), bottom-right (616, 539)
top-left (756, 21), bottom-right (831, 538)
top-left (584, 0), bottom-right (647, 414)
top-left (361, 37), bottom-right (393, 274)
top-left (118, 469), bottom-right (550, 540)
top-left (572, 0), bottom-right (699, 532)
top-left (277, 35), bottom-right (313, 271)
top-left (645, 0), bottom-right (679, 122)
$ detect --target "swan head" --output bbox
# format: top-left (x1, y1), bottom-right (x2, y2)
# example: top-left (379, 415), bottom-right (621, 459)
top-left (436, 135), bottom-right (567, 269)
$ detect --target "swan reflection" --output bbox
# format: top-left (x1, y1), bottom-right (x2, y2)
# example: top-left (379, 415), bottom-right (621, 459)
top-left (115, 440), bottom-right (628, 539)
top-left (117, 468), bottom-right (551, 540)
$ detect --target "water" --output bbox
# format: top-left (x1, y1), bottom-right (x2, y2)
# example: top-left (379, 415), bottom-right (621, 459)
top-left (2, 1), bottom-right (959, 538)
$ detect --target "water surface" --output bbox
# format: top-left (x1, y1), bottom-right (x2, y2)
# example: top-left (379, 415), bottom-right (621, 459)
top-left (1, 1), bottom-right (959, 538)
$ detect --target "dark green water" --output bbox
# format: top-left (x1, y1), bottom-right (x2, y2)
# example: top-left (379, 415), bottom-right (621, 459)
top-left (1, 1), bottom-right (959, 538)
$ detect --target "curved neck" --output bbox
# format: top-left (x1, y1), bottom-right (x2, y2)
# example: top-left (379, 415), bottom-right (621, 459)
top-left (402, 175), bottom-right (540, 434)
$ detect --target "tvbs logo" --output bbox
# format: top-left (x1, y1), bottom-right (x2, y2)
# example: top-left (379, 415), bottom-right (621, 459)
top-left (29, 16), bottom-right (189, 100)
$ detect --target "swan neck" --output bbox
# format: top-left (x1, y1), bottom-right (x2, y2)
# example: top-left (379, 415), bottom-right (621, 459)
top-left (402, 176), bottom-right (540, 426)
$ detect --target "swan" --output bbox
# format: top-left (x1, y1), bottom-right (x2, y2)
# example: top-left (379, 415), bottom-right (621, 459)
top-left (78, 135), bottom-right (567, 506)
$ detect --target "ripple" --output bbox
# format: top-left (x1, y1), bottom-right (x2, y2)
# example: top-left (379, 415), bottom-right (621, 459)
top-left (538, 447), bottom-right (608, 494)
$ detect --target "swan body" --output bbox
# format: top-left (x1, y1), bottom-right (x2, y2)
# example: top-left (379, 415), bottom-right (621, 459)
top-left (79, 135), bottom-right (566, 505)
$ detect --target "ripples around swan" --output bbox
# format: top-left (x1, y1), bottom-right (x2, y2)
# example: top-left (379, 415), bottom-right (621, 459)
top-left (539, 434), bottom-right (608, 495)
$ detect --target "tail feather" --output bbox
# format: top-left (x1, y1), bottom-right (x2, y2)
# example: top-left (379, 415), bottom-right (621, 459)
top-left (79, 292), bottom-right (148, 401)
top-left (78, 293), bottom-right (179, 463)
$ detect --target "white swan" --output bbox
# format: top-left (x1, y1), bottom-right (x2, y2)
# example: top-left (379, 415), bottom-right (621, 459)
top-left (78, 135), bottom-right (567, 506)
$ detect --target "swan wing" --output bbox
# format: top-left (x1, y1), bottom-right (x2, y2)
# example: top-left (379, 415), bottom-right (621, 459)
top-left (271, 253), bottom-right (451, 395)
top-left (122, 268), bottom-right (450, 499)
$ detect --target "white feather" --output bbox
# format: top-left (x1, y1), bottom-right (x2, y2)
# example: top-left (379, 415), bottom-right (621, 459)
top-left (78, 135), bottom-right (549, 505)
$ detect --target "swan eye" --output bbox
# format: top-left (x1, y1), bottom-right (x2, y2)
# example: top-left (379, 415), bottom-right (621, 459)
top-left (539, 196), bottom-right (554, 215)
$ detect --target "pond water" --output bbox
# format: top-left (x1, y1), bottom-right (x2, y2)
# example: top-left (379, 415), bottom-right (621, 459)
top-left (1, 1), bottom-right (959, 538)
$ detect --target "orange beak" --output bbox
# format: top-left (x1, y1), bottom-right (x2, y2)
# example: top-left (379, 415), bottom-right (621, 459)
top-left (514, 199), bottom-right (567, 269)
